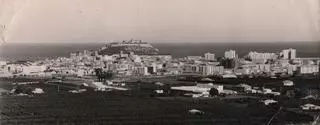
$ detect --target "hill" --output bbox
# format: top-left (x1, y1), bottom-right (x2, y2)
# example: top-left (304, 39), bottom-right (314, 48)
top-left (98, 40), bottom-right (159, 55)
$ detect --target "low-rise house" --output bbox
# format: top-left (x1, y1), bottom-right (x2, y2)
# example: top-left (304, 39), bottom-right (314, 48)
top-left (301, 104), bottom-right (320, 110)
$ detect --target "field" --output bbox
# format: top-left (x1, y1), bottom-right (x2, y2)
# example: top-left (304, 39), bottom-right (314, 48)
top-left (0, 78), bottom-right (318, 125)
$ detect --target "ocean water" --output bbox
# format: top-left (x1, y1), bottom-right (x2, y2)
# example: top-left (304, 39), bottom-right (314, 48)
top-left (0, 42), bottom-right (319, 61)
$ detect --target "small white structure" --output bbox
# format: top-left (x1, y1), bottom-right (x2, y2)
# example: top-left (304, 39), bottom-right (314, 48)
top-left (201, 78), bottom-right (214, 82)
top-left (220, 90), bottom-right (237, 95)
top-left (188, 109), bottom-right (204, 114)
top-left (69, 89), bottom-right (87, 93)
top-left (155, 82), bottom-right (164, 86)
top-left (301, 95), bottom-right (317, 100)
top-left (171, 83), bottom-right (225, 98)
top-left (106, 80), bottom-right (113, 85)
top-left (222, 74), bottom-right (237, 79)
top-left (155, 90), bottom-right (164, 94)
top-left (283, 80), bottom-right (294, 86)
top-left (263, 88), bottom-right (272, 94)
top-left (0, 61), bottom-right (7, 66)
top-left (93, 82), bottom-right (108, 90)
top-left (0, 88), bottom-right (9, 95)
top-left (12, 81), bottom-right (39, 85)
top-left (269, 92), bottom-right (281, 96)
top-left (301, 104), bottom-right (320, 110)
top-left (92, 81), bottom-right (128, 91)
top-left (32, 88), bottom-right (44, 94)
top-left (238, 84), bottom-right (252, 92)
top-left (82, 83), bottom-right (89, 87)
top-left (171, 86), bottom-right (210, 93)
top-left (261, 99), bottom-right (277, 105)
top-left (16, 93), bottom-right (29, 96)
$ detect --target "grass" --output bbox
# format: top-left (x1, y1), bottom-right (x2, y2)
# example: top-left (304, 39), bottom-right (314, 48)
top-left (0, 78), bottom-right (318, 124)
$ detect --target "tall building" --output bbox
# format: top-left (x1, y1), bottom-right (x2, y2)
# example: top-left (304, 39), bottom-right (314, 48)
top-left (204, 53), bottom-right (215, 61)
top-left (281, 48), bottom-right (296, 59)
top-left (224, 50), bottom-right (236, 59)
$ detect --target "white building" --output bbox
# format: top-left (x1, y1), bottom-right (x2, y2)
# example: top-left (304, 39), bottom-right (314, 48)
top-left (204, 53), bottom-right (215, 61)
top-left (224, 50), bottom-right (236, 59)
top-left (186, 56), bottom-right (202, 61)
top-left (131, 55), bottom-right (141, 63)
top-left (298, 65), bottom-right (319, 74)
top-left (258, 64), bottom-right (271, 72)
top-left (20, 65), bottom-right (47, 76)
top-left (0, 61), bottom-right (7, 66)
top-left (281, 48), bottom-right (296, 59)
top-left (103, 55), bottom-right (114, 61)
top-left (241, 64), bottom-right (271, 74)
top-left (171, 83), bottom-right (224, 94)
top-left (183, 64), bottom-right (199, 73)
top-left (133, 66), bottom-right (148, 76)
top-left (248, 51), bottom-right (277, 63)
top-left (287, 65), bottom-right (297, 75)
top-left (200, 65), bottom-right (224, 75)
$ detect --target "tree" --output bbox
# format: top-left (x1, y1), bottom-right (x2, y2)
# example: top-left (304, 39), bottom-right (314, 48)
top-left (209, 88), bottom-right (219, 97)
top-left (162, 84), bottom-right (171, 94)
top-left (285, 90), bottom-right (295, 98)
top-left (101, 70), bottom-right (113, 82)
top-left (94, 68), bottom-right (103, 81)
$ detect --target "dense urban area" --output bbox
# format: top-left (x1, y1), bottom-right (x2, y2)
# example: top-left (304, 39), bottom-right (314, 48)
top-left (1, 40), bottom-right (320, 124)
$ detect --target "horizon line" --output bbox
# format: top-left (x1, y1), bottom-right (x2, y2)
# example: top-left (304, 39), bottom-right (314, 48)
top-left (2, 40), bottom-right (320, 45)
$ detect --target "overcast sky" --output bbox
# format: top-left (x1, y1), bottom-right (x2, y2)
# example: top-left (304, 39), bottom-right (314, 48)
top-left (1, 0), bottom-right (319, 43)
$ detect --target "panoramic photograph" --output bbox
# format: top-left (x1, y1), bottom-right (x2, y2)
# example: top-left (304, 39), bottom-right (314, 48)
top-left (1, 0), bottom-right (320, 124)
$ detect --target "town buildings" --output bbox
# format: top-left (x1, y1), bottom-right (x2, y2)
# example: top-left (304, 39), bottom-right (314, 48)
top-left (0, 42), bottom-right (319, 80)
top-left (224, 50), bottom-right (237, 59)
top-left (298, 65), bottom-right (319, 74)
top-left (281, 48), bottom-right (296, 60)
top-left (204, 53), bottom-right (215, 61)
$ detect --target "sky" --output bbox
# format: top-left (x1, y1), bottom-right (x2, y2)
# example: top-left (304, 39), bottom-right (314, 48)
top-left (0, 0), bottom-right (320, 43)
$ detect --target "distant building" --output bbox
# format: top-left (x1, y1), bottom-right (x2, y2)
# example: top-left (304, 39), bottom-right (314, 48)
top-left (21, 65), bottom-right (47, 76)
top-left (83, 50), bottom-right (91, 56)
top-left (248, 51), bottom-right (276, 60)
top-left (286, 64), bottom-right (298, 75)
top-left (200, 65), bottom-right (224, 75)
top-left (281, 48), bottom-right (296, 59)
top-left (248, 51), bottom-right (277, 64)
top-left (204, 53), bottom-right (215, 61)
top-left (147, 63), bottom-right (157, 74)
top-left (186, 56), bottom-right (202, 61)
top-left (298, 65), bottom-right (319, 74)
top-left (258, 64), bottom-right (271, 72)
top-left (0, 61), bottom-right (7, 66)
top-left (183, 64), bottom-right (224, 76)
top-left (224, 50), bottom-right (236, 59)
top-left (171, 83), bottom-right (224, 94)
top-left (133, 66), bottom-right (148, 76)
top-left (183, 64), bottom-right (201, 75)
top-left (70, 53), bottom-right (77, 59)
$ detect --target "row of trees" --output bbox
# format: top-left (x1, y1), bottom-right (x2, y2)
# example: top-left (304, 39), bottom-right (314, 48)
top-left (94, 68), bottom-right (113, 82)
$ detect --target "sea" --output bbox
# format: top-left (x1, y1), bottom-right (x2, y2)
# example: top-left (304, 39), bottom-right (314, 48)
top-left (0, 42), bottom-right (319, 61)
